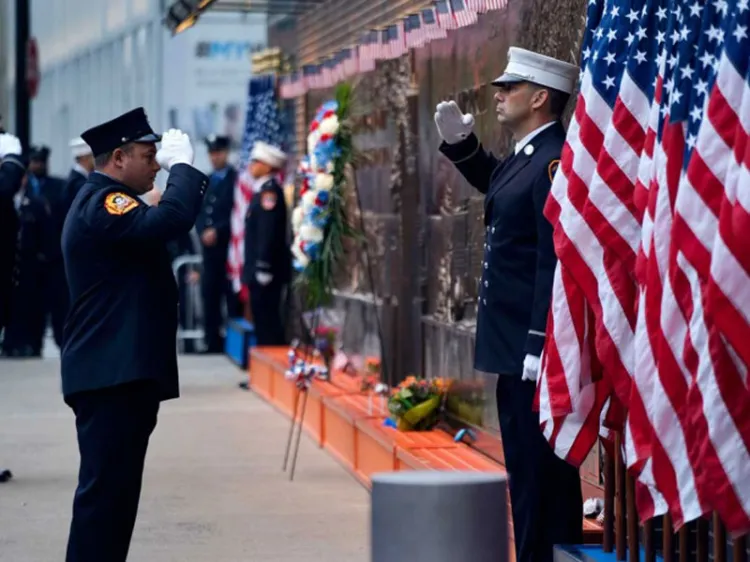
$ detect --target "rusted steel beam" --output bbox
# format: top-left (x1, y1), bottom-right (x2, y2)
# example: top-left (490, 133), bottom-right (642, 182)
top-left (643, 519), bottom-right (655, 562)
top-left (603, 448), bottom-right (615, 553)
top-left (616, 434), bottom-right (627, 561)
top-left (663, 514), bottom-right (674, 562)
top-left (713, 513), bottom-right (727, 562)
top-left (626, 474), bottom-right (640, 562)
top-left (732, 534), bottom-right (747, 562)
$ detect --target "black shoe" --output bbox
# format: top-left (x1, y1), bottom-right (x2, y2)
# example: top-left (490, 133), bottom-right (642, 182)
top-left (238, 380), bottom-right (249, 391)
top-left (0, 469), bottom-right (13, 482)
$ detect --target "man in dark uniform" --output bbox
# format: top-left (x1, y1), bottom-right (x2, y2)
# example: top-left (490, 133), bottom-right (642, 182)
top-left (195, 134), bottom-right (237, 352)
top-left (0, 130), bottom-right (24, 482)
top-left (27, 146), bottom-right (69, 350)
top-left (61, 137), bottom-right (95, 218)
top-left (242, 140), bottom-right (289, 346)
top-left (0, 131), bottom-right (25, 341)
top-left (435, 47), bottom-right (582, 562)
top-left (61, 107), bottom-right (207, 562)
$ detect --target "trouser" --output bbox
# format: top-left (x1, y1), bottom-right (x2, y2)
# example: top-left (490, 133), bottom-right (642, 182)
top-left (200, 250), bottom-right (240, 353)
top-left (496, 375), bottom-right (583, 562)
top-left (249, 280), bottom-right (286, 346)
top-left (65, 381), bottom-right (160, 562)
top-left (2, 254), bottom-right (43, 355)
top-left (39, 260), bottom-right (68, 348)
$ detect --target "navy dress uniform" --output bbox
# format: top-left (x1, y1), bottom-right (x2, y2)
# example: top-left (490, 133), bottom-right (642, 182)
top-left (29, 146), bottom-right (69, 349)
top-left (196, 134), bottom-right (238, 352)
top-left (61, 137), bottom-right (94, 218)
top-left (61, 108), bottom-right (207, 562)
top-left (0, 135), bottom-right (26, 334)
top-left (437, 48), bottom-right (583, 562)
top-left (242, 141), bottom-right (290, 346)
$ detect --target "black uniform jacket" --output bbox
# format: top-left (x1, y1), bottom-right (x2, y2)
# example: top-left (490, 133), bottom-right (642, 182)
top-left (195, 165), bottom-right (237, 257)
top-left (61, 168), bottom-right (88, 219)
top-left (242, 177), bottom-right (290, 285)
top-left (60, 164), bottom-right (208, 400)
top-left (439, 122), bottom-right (564, 376)
top-left (0, 156), bottom-right (26, 326)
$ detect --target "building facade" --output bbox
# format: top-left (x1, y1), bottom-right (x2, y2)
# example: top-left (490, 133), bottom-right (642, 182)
top-left (1, 0), bottom-right (266, 176)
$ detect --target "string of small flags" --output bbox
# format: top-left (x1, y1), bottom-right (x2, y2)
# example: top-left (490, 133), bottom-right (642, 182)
top-left (278, 0), bottom-right (509, 99)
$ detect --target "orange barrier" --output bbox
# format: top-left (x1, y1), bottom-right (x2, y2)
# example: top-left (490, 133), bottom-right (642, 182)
top-left (247, 346), bottom-right (604, 549)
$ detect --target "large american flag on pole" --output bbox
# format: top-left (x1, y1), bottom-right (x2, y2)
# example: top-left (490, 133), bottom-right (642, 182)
top-left (227, 74), bottom-right (286, 293)
top-left (537, 0), bottom-right (750, 533)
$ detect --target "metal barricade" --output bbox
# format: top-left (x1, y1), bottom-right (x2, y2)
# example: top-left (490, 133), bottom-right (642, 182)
top-left (172, 253), bottom-right (206, 353)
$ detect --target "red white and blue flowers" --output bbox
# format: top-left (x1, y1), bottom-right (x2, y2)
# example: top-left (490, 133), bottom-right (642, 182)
top-left (291, 100), bottom-right (342, 270)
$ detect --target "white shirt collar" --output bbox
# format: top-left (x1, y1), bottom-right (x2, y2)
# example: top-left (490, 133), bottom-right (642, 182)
top-left (73, 163), bottom-right (89, 178)
top-left (514, 121), bottom-right (557, 155)
top-left (252, 174), bottom-right (272, 193)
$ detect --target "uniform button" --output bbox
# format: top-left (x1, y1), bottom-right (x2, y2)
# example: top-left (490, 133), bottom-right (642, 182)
top-left (491, 226), bottom-right (496, 233)
top-left (209, 195), bottom-right (216, 202)
top-left (484, 262), bottom-right (488, 269)
top-left (483, 298), bottom-right (487, 305)
top-left (484, 280), bottom-right (488, 287)
top-left (206, 219), bottom-right (213, 226)
top-left (486, 226), bottom-right (490, 232)
top-left (206, 205), bottom-right (213, 213)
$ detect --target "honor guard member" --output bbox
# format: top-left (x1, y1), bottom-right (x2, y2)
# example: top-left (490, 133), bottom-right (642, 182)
top-left (435, 47), bottom-right (582, 562)
top-left (30, 145), bottom-right (69, 349)
top-left (61, 108), bottom-right (207, 562)
top-left (62, 137), bottom-right (94, 217)
top-left (196, 134), bottom-right (238, 352)
top-left (0, 132), bottom-right (25, 338)
top-left (242, 141), bottom-right (290, 346)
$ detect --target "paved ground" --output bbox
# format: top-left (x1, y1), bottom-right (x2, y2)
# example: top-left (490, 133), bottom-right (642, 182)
top-left (0, 349), bottom-right (369, 561)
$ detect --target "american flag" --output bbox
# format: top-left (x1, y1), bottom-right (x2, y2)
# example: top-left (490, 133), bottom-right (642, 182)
top-left (434, 0), bottom-right (457, 30)
top-left (663, 0), bottom-right (750, 532)
top-left (228, 74), bottom-right (286, 293)
top-left (465, 0), bottom-right (486, 13)
top-left (421, 6), bottom-right (447, 41)
top-left (359, 29), bottom-right (379, 71)
top-left (341, 47), bottom-right (358, 78)
top-left (484, 0), bottom-right (508, 10)
top-left (537, 0), bottom-right (750, 533)
top-left (375, 24), bottom-right (405, 60)
top-left (450, 0), bottom-right (478, 27)
top-left (702, 0), bottom-right (750, 532)
top-left (404, 14), bottom-right (425, 49)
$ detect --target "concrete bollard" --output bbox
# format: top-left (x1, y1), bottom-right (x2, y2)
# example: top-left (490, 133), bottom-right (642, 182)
top-left (371, 470), bottom-right (509, 562)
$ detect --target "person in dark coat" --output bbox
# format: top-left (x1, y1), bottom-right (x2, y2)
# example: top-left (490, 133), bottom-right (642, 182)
top-left (435, 47), bottom-right (582, 562)
top-left (195, 134), bottom-right (238, 352)
top-left (1, 145), bottom-right (65, 357)
top-left (29, 146), bottom-right (69, 350)
top-left (61, 108), bottom-right (207, 562)
top-left (62, 137), bottom-right (95, 217)
top-left (0, 132), bottom-right (25, 340)
top-left (242, 140), bottom-right (290, 347)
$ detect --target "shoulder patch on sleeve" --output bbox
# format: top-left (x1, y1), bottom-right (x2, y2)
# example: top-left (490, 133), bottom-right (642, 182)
top-left (103, 192), bottom-right (139, 216)
top-left (548, 159), bottom-right (560, 183)
top-left (261, 191), bottom-right (277, 211)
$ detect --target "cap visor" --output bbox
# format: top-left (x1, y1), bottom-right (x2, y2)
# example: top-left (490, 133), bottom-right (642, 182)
top-left (491, 73), bottom-right (526, 86)
top-left (134, 133), bottom-right (162, 143)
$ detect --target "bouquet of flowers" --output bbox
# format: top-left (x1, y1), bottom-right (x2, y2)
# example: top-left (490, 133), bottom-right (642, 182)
top-left (290, 83), bottom-right (359, 307)
top-left (360, 357), bottom-right (381, 392)
top-left (387, 376), bottom-right (449, 432)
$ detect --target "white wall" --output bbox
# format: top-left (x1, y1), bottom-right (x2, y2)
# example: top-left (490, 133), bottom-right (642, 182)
top-left (1, 0), bottom-right (267, 177)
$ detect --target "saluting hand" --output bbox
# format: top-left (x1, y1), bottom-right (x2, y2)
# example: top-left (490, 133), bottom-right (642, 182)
top-left (156, 129), bottom-right (194, 172)
top-left (434, 101), bottom-right (475, 145)
top-left (0, 133), bottom-right (22, 159)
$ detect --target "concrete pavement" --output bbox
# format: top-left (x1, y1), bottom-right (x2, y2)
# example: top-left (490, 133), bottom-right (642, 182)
top-left (0, 352), bottom-right (369, 561)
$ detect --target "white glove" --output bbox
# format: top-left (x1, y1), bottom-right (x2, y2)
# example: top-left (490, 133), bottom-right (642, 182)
top-left (256, 272), bottom-right (273, 286)
top-left (521, 354), bottom-right (540, 382)
top-left (0, 133), bottom-right (22, 159)
top-left (434, 101), bottom-right (475, 145)
top-left (156, 129), bottom-right (194, 171)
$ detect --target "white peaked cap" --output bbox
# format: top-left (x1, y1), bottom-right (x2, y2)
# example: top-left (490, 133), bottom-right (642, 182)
top-left (492, 47), bottom-right (579, 95)
top-left (250, 140), bottom-right (287, 169)
top-left (70, 137), bottom-right (93, 158)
